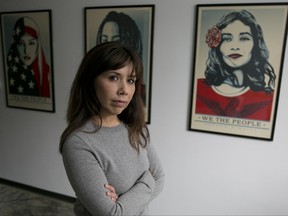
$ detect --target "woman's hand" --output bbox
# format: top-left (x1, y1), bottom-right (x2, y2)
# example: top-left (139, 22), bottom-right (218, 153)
top-left (104, 184), bottom-right (118, 202)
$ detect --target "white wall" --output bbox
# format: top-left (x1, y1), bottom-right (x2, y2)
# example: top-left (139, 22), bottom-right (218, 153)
top-left (1, 0), bottom-right (288, 215)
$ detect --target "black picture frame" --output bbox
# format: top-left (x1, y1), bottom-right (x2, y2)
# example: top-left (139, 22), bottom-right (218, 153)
top-left (84, 5), bottom-right (155, 123)
top-left (0, 10), bottom-right (55, 112)
top-left (189, 3), bottom-right (288, 140)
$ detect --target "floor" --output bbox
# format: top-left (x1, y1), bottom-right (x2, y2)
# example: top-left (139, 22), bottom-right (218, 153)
top-left (0, 183), bottom-right (75, 216)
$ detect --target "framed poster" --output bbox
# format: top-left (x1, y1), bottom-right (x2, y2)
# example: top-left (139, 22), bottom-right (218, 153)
top-left (189, 3), bottom-right (288, 140)
top-left (0, 10), bottom-right (54, 112)
top-left (85, 5), bottom-right (155, 123)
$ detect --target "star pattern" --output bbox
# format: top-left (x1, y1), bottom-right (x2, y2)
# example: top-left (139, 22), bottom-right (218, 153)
top-left (28, 81), bottom-right (35, 89)
top-left (12, 65), bottom-right (17, 72)
top-left (10, 78), bottom-right (15, 86)
top-left (21, 73), bottom-right (26, 81)
top-left (7, 47), bottom-right (40, 96)
top-left (15, 56), bottom-right (19, 63)
top-left (17, 85), bottom-right (23, 93)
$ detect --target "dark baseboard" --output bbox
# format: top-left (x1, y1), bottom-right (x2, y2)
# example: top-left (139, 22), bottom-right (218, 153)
top-left (0, 177), bottom-right (76, 203)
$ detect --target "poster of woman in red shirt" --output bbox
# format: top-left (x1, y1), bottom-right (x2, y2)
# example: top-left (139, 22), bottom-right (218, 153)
top-left (190, 4), bottom-right (288, 139)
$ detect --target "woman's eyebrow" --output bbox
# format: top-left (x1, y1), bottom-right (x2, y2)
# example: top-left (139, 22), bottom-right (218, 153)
top-left (240, 32), bottom-right (252, 36)
top-left (129, 70), bottom-right (136, 76)
top-left (106, 70), bottom-right (120, 75)
top-left (101, 34), bottom-right (107, 37)
top-left (221, 32), bottom-right (252, 37)
top-left (106, 71), bottom-right (135, 77)
top-left (221, 33), bottom-right (232, 36)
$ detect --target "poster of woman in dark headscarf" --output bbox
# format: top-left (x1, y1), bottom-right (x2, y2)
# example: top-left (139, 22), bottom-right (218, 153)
top-left (85, 5), bottom-right (155, 123)
top-left (1, 10), bottom-right (54, 112)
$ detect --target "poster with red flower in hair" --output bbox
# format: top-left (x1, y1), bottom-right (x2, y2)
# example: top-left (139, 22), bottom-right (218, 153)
top-left (189, 3), bottom-right (288, 140)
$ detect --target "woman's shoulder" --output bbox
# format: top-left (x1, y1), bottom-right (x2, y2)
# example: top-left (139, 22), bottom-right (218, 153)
top-left (63, 121), bottom-right (97, 148)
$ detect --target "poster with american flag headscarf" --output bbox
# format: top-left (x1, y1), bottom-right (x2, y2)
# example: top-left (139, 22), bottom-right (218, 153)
top-left (1, 10), bottom-right (54, 112)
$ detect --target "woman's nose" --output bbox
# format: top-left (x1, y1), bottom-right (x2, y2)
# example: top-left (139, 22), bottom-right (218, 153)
top-left (118, 81), bottom-right (128, 95)
top-left (230, 41), bottom-right (240, 51)
top-left (231, 47), bottom-right (240, 51)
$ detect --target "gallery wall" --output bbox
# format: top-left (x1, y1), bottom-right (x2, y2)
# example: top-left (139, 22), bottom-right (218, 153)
top-left (1, 0), bottom-right (288, 215)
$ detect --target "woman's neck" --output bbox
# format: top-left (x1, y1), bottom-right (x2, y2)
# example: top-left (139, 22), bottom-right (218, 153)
top-left (233, 69), bottom-right (244, 86)
top-left (93, 115), bottom-right (121, 127)
top-left (224, 69), bottom-right (244, 87)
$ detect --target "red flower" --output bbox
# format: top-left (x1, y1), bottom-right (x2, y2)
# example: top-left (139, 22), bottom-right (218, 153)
top-left (206, 26), bottom-right (221, 48)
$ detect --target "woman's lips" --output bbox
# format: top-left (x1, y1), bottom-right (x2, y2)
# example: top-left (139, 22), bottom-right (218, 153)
top-left (228, 53), bottom-right (242, 59)
top-left (112, 100), bottom-right (127, 107)
top-left (24, 56), bottom-right (31, 61)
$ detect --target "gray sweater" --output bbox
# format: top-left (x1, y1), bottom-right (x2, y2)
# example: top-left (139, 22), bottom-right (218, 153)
top-left (62, 121), bottom-right (165, 216)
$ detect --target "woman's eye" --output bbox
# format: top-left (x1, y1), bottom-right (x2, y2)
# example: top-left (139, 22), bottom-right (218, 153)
top-left (109, 75), bottom-right (118, 81)
top-left (28, 41), bottom-right (36, 46)
top-left (240, 36), bottom-right (251, 41)
top-left (128, 79), bottom-right (136, 84)
top-left (222, 36), bottom-right (231, 42)
top-left (100, 36), bottom-right (108, 43)
top-left (111, 36), bottom-right (121, 42)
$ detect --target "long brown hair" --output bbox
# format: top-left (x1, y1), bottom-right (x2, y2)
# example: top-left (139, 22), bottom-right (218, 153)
top-left (59, 42), bottom-right (149, 152)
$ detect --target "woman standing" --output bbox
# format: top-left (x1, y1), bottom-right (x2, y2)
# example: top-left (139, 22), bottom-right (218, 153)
top-left (59, 42), bottom-right (164, 215)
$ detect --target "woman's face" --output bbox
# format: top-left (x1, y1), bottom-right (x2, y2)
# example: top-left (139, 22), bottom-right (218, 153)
top-left (100, 21), bottom-right (121, 43)
top-left (94, 62), bottom-right (136, 119)
top-left (17, 34), bottom-right (38, 66)
top-left (220, 20), bottom-right (254, 68)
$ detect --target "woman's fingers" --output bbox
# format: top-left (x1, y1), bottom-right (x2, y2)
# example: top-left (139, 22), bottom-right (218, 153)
top-left (104, 184), bottom-right (118, 202)
top-left (105, 184), bottom-right (115, 193)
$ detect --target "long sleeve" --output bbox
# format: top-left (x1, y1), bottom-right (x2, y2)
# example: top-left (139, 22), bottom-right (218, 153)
top-left (62, 131), bottom-right (158, 216)
top-left (146, 142), bottom-right (165, 201)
